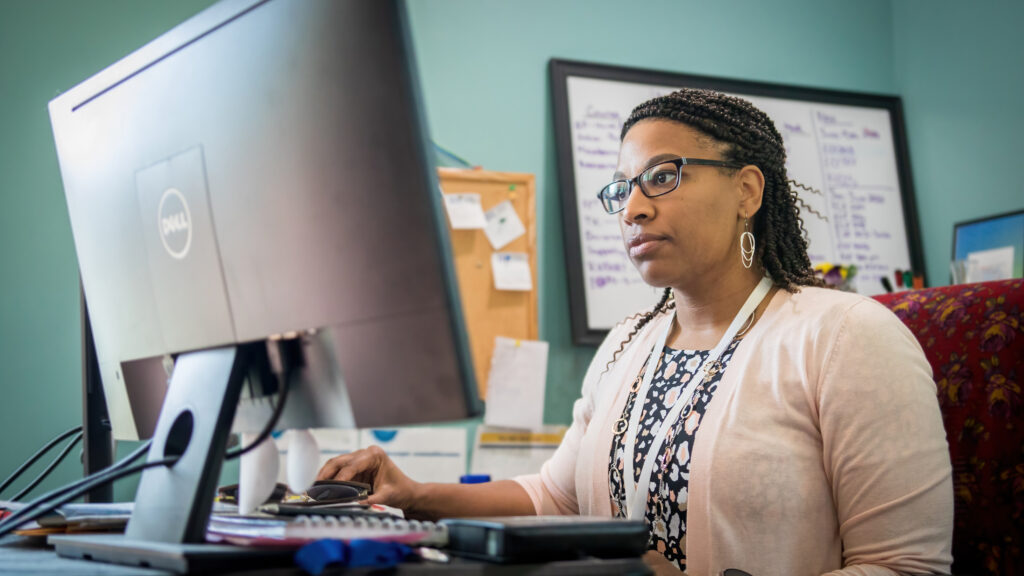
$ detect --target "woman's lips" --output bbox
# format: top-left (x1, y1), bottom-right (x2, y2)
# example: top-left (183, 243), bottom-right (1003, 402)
top-left (628, 235), bottom-right (668, 259)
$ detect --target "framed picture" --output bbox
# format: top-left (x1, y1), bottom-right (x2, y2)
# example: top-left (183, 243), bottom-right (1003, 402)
top-left (952, 209), bottom-right (1024, 283)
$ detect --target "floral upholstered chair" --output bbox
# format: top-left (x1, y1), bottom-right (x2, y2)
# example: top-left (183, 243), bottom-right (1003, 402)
top-left (874, 279), bottom-right (1023, 576)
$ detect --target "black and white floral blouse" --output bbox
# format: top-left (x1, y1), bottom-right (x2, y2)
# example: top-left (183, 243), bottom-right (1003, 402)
top-left (608, 339), bottom-right (741, 572)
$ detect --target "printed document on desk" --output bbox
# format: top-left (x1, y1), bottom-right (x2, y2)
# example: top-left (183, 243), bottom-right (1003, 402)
top-left (471, 426), bottom-right (566, 480)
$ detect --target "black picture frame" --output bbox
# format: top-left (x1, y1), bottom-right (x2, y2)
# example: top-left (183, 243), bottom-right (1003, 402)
top-left (550, 58), bottom-right (925, 346)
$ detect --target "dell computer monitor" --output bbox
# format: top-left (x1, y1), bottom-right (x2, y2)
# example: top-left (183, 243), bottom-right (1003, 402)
top-left (49, 0), bottom-right (478, 437)
top-left (47, 0), bottom-right (479, 567)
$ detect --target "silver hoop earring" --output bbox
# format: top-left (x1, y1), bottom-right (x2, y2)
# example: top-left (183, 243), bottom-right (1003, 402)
top-left (740, 218), bottom-right (755, 269)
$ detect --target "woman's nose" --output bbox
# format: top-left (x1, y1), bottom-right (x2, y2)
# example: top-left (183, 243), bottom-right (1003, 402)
top-left (621, 182), bottom-right (653, 223)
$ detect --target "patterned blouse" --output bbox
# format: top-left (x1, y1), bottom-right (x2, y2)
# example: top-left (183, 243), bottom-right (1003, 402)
top-left (608, 339), bottom-right (741, 572)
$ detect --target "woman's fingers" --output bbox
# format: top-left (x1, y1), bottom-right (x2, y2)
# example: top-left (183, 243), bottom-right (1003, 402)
top-left (315, 447), bottom-right (387, 483)
top-left (315, 453), bottom-right (353, 481)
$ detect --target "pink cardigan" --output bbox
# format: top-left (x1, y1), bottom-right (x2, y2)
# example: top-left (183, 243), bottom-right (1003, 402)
top-left (515, 287), bottom-right (953, 575)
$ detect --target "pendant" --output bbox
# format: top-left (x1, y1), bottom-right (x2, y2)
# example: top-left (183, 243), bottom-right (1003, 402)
top-left (704, 360), bottom-right (722, 383)
top-left (613, 417), bottom-right (628, 434)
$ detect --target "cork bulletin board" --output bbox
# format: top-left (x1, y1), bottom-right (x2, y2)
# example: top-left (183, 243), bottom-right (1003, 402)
top-left (437, 168), bottom-right (538, 399)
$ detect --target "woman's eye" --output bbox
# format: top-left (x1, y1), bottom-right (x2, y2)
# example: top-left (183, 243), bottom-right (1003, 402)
top-left (647, 169), bottom-right (677, 185)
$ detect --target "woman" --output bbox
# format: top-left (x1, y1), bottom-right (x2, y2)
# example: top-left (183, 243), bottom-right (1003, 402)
top-left (318, 88), bottom-right (953, 575)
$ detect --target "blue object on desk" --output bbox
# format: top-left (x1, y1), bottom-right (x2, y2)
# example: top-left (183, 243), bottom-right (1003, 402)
top-left (295, 539), bottom-right (411, 574)
top-left (459, 474), bottom-right (491, 484)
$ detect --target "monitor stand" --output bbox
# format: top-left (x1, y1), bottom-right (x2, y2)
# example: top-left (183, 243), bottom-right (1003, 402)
top-left (51, 344), bottom-right (292, 573)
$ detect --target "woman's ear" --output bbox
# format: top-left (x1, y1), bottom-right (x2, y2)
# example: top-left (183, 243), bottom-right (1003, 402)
top-left (736, 165), bottom-right (765, 218)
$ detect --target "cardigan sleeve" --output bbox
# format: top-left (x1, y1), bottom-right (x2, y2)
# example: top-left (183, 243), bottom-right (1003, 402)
top-left (818, 299), bottom-right (953, 575)
top-left (513, 318), bottom-right (634, 516)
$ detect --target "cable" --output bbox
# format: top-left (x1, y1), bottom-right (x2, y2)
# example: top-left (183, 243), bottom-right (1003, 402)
top-left (0, 426), bottom-right (82, 496)
top-left (0, 441), bottom-right (152, 535)
top-left (0, 452), bottom-right (174, 537)
top-left (0, 441), bottom-right (151, 536)
top-left (4, 372), bottom-right (289, 534)
top-left (224, 365), bottom-right (293, 460)
top-left (2, 345), bottom-right (298, 534)
top-left (9, 432), bottom-right (83, 502)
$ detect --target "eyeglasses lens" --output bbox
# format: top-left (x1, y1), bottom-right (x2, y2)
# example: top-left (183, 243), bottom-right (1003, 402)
top-left (599, 182), bottom-right (630, 213)
top-left (598, 161), bottom-right (680, 214)
top-left (641, 162), bottom-right (679, 196)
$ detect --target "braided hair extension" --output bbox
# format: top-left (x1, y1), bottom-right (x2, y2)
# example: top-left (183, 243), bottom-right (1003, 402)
top-left (603, 287), bottom-right (675, 372)
top-left (602, 88), bottom-right (824, 372)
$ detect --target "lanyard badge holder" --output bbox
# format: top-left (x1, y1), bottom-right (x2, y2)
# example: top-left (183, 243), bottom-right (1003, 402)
top-left (620, 277), bottom-right (772, 521)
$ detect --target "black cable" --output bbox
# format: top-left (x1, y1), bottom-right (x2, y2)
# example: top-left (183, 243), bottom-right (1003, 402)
top-left (3, 372), bottom-right (289, 534)
top-left (3, 344), bottom-right (297, 534)
top-left (224, 365), bottom-right (293, 460)
top-left (0, 452), bottom-right (174, 537)
top-left (0, 441), bottom-right (151, 536)
top-left (9, 432), bottom-right (83, 502)
top-left (0, 426), bottom-right (82, 497)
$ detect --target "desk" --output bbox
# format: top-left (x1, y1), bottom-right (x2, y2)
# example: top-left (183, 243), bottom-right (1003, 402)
top-left (0, 535), bottom-right (652, 575)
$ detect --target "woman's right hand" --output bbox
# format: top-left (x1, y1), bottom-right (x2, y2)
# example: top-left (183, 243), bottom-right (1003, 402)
top-left (316, 445), bottom-right (422, 514)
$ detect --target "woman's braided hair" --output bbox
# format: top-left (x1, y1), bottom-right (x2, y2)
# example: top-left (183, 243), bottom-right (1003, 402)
top-left (603, 88), bottom-right (823, 370)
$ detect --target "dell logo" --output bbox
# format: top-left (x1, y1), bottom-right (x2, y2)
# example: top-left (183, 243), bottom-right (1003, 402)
top-left (157, 188), bottom-right (192, 259)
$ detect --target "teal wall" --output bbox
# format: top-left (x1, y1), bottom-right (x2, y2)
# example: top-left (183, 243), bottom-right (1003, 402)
top-left (0, 0), bottom-right (1018, 503)
top-left (405, 0), bottom-right (896, 425)
top-left (892, 0), bottom-right (1024, 286)
top-left (0, 0), bottom-right (217, 502)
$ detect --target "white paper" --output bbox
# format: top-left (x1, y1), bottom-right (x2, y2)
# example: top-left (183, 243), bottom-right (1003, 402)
top-left (276, 427), bottom-right (465, 484)
top-left (491, 252), bottom-right (533, 291)
top-left (470, 425), bottom-right (566, 480)
top-left (483, 200), bottom-right (526, 250)
top-left (966, 246), bottom-right (1015, 282)
top-left (284, 429), bottom-right (320, 493)
top-left (359, 428), bottom-right (467, 483)
top-left (442, 193), bottom-right (487, 229)
top-left (483, 337), bottom-right (548, 430)
top-left (239, 433), bottom-right (280, 514)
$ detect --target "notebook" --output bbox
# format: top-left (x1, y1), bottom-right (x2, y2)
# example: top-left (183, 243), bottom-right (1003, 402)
top-left (206, 513), bottom-right (448, 548)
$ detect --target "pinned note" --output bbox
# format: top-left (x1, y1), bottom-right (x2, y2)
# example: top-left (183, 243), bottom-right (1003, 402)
top-left (491, 252), bottom-right (532, 291)
top-left (443, 193), bottom-right (487, 229)
top-left (483, 200), bottom-right (526, 250)
top-left (483, 337), bottom-right (548, 430)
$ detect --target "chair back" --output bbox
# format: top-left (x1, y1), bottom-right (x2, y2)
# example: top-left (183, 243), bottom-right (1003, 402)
top-left (874, 279), bottom-right (1023, 575)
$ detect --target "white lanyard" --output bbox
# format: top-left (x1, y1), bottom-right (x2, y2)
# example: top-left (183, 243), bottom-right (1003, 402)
top-left (620, 276), bottom-right (772, 520)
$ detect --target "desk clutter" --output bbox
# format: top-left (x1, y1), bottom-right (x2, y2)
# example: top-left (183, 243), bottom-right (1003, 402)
top-left (206, 512), bottom-right (449, 549)
top-left (0, 501), bottom-right (133, 537)
top-left (2, 495), bottom-right (648, 572)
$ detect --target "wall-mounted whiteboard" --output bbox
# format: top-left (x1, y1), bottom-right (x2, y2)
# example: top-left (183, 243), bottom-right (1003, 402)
top-left (551, 59), bottom-right (924, 345)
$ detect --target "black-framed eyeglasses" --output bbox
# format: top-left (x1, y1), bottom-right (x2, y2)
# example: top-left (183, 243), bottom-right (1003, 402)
top-left (597, 157), bottom-right (744, 214)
